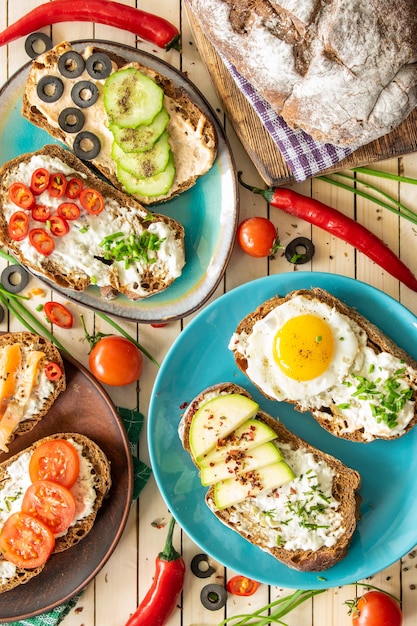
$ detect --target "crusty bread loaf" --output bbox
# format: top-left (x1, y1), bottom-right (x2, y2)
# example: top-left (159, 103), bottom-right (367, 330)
top-left (179, 382), bottom-right (361, 572)
top-left (230, 288), bottom-right (417, 442)
top-left (22, 41), bottom-right (217, 205)
top-left (0, 432), bottom-right (111, 593)
top-left (187, 0), bottom-right (417, 148)
top-left (0, 332), bottom-right (66, 453)
top-left (0, 145), bottom-right (185, 300)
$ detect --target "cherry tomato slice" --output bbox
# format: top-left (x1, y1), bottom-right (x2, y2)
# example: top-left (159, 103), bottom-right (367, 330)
top-left (32, 204), bottom-right (51, 222)
top-left (29, 228), bottom-right (55, 255)
top-left (226, 575), bottom-right (260, 596)
top-left (48, 173), bottom-right (67, 197)
top-left (29, 439), bottom-right (80, 489)
top-left (49, 215), bottom-right (69, 236)
top-left (44, 361), bottom-right (63, 381)
top-left (80, 188), bottom-right (104, 215)
top-left (0, 512), bottom-right (55, 569)
top-left (237, 217), bottom-right (279, 258)
top-left (30, 168), bottom-right (50, 195)
top-left (8, 211), bottom-right (29, 241)
top-left (65, 178), bottom-right (83, 199)
top-left (57, 202), bottom-right (81, 220)
top-left (44, 301), bottom-right (73, 328)
top-left (89, 336), bottom-right (143, 386)
top-left (22, 480), bottom-right (76, 535)
top-left (9, 182), bottom-right (35, 210)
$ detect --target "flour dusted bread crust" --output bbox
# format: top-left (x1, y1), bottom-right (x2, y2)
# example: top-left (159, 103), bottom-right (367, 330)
top-left (179, 382), bottom-right (361, 572)
top-left (187, 0), bottom-right (417, 148)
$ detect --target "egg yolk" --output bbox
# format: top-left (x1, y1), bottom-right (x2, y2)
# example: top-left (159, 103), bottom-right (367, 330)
top-left (273, 314), bottom-right (334, 381)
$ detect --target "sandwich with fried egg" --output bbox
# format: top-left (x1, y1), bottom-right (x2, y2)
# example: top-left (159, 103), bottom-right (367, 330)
top-left (179, 382), bottom-right (361, 572)
top-left (229, 288), bottom-right (417, 443)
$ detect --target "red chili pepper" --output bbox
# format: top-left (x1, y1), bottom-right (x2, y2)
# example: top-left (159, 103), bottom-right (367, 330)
top-left (239, 173), bottom-right (417, 293)
top-left (0, 0), bottom-right (181, 51)
top-left (125, 517), bottom-right (185, 626)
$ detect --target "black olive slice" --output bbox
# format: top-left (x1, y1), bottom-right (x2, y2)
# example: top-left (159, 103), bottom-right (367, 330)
top-left (71, 80), bottom-right (99, 108)
top-left (58, 50), bottom-right (86, 79)
top-left (1, 265), bottom-right (29, 294)
top-left (36, 76), bottom-right (64, 103)
top-left (25, 32), bottom-right (53, 59)
top-left (200, 584), bottom-right (227, 611)
top-left (285, 236), bottom-right (315, 264)
top-left (58, 107), bottom-right (85, 134)
top-left (73, 131), bottom-right (101, 160)
top-left (191, 554), bottom-right (216, 579)
top-left (86, 52), bottom-right (112, 80)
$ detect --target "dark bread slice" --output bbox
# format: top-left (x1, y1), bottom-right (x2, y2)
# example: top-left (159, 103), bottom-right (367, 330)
top-left (230, 288), bottom-right (417, 442)
top-left (0, 432), bottom-right (111, 593)
top-left (0, 332), bottom-right (66, 453)
top-left (0, 145), bottom-right (185, 300)
top-left (22, 41), bottom-right (217, 205)
top-left (179, 382), bottom-right (361, 572)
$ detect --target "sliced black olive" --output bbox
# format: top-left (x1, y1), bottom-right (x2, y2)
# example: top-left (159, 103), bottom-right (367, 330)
top-left (86, 52), bottom-right (112, 80)
top-left (200, 584), bottom-right (227, 611)
top-left (0, 303), bottom-right (4, 324)
top-left (58, 107), bottom-right (85, 134)
top-left (73, 131), bottom-right (101, 160)
top-left (36, 76), bottom-right (64, 103)
top-left (58, 50), bottom-right (85, 79)
top-left (1, 265), bottom-right (29, 294)
top-left (71, 80), bottom-right (99, 108)
top-left (191, 553), bottom-right (216, 578)
top-left (25, 32), bottom-right (53, 59)
top-left (284, 236), bottom-right (315, 265)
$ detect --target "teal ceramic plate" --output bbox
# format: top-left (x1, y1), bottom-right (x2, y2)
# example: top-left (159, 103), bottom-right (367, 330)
top-left (149, 272), bottom-right (417, 588)
top-left (0, 40), bottom-right (238, 323)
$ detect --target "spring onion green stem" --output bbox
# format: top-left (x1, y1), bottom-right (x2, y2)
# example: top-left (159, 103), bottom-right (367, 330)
top-left (352, 166), bottom-right (417, 185)
top-left (0, 248), bottom-right (19, 264)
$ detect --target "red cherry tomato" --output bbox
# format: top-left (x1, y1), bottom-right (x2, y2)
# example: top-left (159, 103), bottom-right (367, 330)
top-left (351, 591), bottom-right (402, 626)
top-left (8, 211), bottom-right (29, 241)
top-left (44, 361), bottom-right (63, 381)
top-left (29, 228), bottom-right (55, 255)
top-left (65, 178), bottom-right (83, 199)
top-left (29, 439), bottom-right (80, 489)
top-left (57, 202), bottom-right (81, 220)
top-left (30, 168), bottom-right (50, 195)
top-left (44, 301), bottom-right (73, 328)
top-left (9, 182), bottom-right (35, 210)
top-left (226, 575), bottom-right (260, 596)
top-left (32, 204), bottom-right (51, 222)
top-left (0, 512), bottom-right (55, 569)
top-left (237, 217), bottom-right (279, 258)
top-left (80, 188), bottom-right (104, 215)
top-left (89, 336), bottom-right (143, 386)
top-left (48, 173), bottom-right (67, 197)
top-left (21, 480), bottom-right (76, 535)
top-left (49, 215), bottom-right (70, 237)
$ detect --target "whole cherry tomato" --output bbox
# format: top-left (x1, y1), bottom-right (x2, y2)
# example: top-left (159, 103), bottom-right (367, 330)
top-left (350, 590), bottom-right (402, 626)
top-left (89, 336), bottom-right (143, 386)
top-left (237, 217), bottom-right (280, 258)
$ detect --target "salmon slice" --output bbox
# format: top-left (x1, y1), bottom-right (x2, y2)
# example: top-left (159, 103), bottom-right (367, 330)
top-left (0, 344), bottom-right (21, 418)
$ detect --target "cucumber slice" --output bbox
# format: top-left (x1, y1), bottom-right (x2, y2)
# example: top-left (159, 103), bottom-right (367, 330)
top-left (110, 108), bottom-right (170, 153)
top-left (103, 68), bottom-right (164, 127)
top-left (112, 132), bottom-right (171, 179)
top-left (117, 153), bottom-right (176, 198)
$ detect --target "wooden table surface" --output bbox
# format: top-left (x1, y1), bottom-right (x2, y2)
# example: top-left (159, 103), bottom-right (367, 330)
top-left (0, 2), bottom-right (417, 625)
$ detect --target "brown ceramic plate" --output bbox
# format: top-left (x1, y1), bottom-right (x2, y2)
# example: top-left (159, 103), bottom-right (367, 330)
top-left (0, 350), bottom-right (133, 622)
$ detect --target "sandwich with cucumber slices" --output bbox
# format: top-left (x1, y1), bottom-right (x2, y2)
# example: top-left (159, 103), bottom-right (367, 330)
top-left (179, 383), bottom-right (361, 572)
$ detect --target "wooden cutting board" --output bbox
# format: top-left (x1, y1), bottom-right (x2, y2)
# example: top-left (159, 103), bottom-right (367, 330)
top-left (186, 6), bottom-right (417, 186)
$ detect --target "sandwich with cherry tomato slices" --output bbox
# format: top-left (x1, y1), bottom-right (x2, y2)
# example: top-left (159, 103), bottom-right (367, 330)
top-left (0, 432), bottom-right (111, 593)
top-left (0, 332), bottom-right (66, 454)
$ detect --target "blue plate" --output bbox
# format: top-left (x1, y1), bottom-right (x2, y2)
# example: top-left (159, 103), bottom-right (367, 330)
top-left (149, 272), bottom-right (417, 588)
top-left (0, 41), bottom-right (238, 323)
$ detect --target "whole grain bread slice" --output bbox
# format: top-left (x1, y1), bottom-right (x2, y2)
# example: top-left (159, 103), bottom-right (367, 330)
top-left (229, 288), bottom-right (417, 442)
top-left (179, 382), bottom-right (361, 572)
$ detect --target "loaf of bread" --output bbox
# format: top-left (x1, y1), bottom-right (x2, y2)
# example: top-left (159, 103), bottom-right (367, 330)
top-left (0, 332), bottom-right (66, 453)
top-left (0, 145), bottom-right (185, 300)
top-left (0, 432), bottom-right (111, 593)
top-left (22, 41), bottom-right (217, 205)
top-left (179, 382), bottom-right (361, 572)
top-left (229, 288), bottom-right (417, 442)
top-left (187, 0), bottom-right (417, 148)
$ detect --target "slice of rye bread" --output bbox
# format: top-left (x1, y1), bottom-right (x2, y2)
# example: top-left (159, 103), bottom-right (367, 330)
top-left (22, 41), bottom-right (218, 206)
top-left (0, 145), bottom-right (185, 300)
top-left (230, 288), bottom-right (417, 442)
top-left (0, 432), bottom-right (111, 594)
top-left (0, 332), bottom-right (66, 452)
top-left (179, 382), bottom-right (361, 572)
